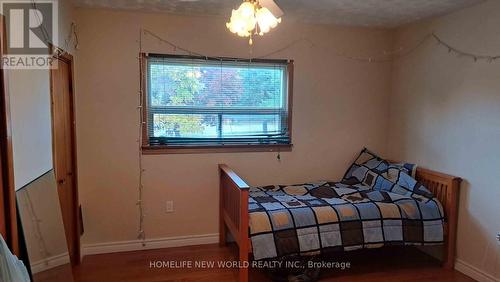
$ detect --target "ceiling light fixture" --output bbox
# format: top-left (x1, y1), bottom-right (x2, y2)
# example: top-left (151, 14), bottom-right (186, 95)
top-left (226, 0), bottom-right (282, 45)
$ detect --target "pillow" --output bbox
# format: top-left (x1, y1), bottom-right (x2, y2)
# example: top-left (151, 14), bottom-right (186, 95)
top-left (387, 162), bottom-right (417, 178)
top-left (350, 162), bottom-right (433, 199)
top-left (343, 148), bottom-right (432, 199)
top-left (342, 148), bottom-right (388, 181)
top-left (383, 165), bottom-right (433, 198)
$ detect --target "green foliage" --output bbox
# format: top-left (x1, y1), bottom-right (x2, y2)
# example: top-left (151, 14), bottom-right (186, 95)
top-left (151, 67), bottom-right (206, 135)
top-left (167, 69), bottom-right (205, 105)
top-left (150, 63), bottom-right (284, 137)
top-left (238, 68), bottom-right (282, 108)
top-left (154, 114), bottom-right (204, 137)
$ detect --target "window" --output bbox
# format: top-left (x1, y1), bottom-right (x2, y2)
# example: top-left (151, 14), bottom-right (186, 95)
top-left (142, 54), bottom-right (293, 153)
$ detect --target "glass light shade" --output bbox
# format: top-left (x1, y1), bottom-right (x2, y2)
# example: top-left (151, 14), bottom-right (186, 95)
top-left (227, 9), bottom-right (252, 37)
top-left (256, 7), bottom-right (281, 35)
top-left (226, 1), bottom-right (282, 41)
top-left (227, 2), bottom-right (256, 37)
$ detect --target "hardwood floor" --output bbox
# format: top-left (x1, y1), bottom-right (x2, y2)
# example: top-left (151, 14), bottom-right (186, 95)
top-left (73, 243), bottom-right (475, 282)
top-left (34, 264), bottom-right (74, 282)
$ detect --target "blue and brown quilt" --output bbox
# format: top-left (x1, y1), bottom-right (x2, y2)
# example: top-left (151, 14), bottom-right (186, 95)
top-left (248, 149), bottom-right (444, 260)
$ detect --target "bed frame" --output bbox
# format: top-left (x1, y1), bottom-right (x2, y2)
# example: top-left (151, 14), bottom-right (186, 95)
top-left (219, 163), bottom-right (461, 282)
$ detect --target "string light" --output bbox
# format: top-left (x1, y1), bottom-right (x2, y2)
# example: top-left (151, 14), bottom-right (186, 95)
top-left (137, 29), bottom-right (146, 246)
top-left (143, 28), bottom-right (308, 60)
top-left (30, 0), bottom-right (78, 54)
top-left (23, 191), bottom-right (51, 263)
top-left (431, 33), bottom-right (500, 63)
top-left (64, 22), bottom-right (79, 51)
top-left (141, 29), bottom-right (500, 64)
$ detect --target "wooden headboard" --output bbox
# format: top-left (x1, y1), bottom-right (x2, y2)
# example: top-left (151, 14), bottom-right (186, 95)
top-left (391, 162), bottom-right (462, 269)
top-left (415, 167), bottom-right (461, 223)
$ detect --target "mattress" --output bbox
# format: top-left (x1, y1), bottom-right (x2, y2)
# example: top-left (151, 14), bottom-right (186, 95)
top-left (248, 180), bottom-right (444, 260)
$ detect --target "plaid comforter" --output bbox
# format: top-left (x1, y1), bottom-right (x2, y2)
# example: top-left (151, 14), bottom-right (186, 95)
top-left (248, 180), bottom-right (444, 260)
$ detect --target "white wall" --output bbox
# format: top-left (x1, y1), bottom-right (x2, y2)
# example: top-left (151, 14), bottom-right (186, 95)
top-left (9, 70), bottom-right (53, 189)
top-left (8, 0), bottom-right (76, 190)
top-left (389, 1), bottom-right (500, 280)
top-left (74, 8), bottom-right (393, 245)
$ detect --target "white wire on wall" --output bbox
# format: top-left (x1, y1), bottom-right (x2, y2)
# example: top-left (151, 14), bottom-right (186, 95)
top-left (137, 29), bottom-right (146, 246)
top-left (30, 0), bottom-right (79, 54)
top-left (22, 192), bottom-right (51, 263)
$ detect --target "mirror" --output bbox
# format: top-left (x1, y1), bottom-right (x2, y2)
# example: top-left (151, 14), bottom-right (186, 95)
top-left (16, 170), bottom-right (74, 282)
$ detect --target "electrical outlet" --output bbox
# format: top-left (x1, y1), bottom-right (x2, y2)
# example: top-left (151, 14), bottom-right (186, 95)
top-left (166, 201), bottom-right (174, 213)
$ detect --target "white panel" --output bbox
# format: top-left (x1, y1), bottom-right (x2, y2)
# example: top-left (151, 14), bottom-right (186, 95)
top-left (9, 9), bottom-right (24, 48)
top-left (9, 69), bottom-right (53, 190)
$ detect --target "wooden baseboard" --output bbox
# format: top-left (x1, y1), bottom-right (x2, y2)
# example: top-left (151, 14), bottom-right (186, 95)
top-left (455, 259), bottom-right (499, 282)
top-left (81, 233), bottom-right (219, 257)
top-left (31, 252), bottom-right (71, 274)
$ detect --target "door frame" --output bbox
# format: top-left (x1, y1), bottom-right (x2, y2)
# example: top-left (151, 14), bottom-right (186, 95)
top-left (49, 46), bottom-right (80, 264)
top-left (0, 15), bottom-right (18, 255)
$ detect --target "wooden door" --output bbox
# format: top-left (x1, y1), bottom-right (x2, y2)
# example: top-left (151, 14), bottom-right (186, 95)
top-left (50, 51), bottom-right (80, 265)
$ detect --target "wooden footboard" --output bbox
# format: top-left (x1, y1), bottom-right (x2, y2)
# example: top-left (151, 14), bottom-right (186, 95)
top-left (219, 164), bottom-right (250, 282)
top-left (219, 163), bottom-right (461, 281)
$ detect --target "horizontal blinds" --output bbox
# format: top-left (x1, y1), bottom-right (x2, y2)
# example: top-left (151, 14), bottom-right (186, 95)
top-left (146, 55), bottom-right (290, 146)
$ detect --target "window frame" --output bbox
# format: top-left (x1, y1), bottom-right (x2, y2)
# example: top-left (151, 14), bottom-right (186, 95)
top-left (141, 53), bottom-right (294, 154)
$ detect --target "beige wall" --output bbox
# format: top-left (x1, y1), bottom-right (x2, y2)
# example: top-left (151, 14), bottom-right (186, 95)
top-left (389, 1), bottom-right (500, 279)
top-left (75, 2), bottom-right (500, 279)
top-left (74, 8), bottom-right (393, 244)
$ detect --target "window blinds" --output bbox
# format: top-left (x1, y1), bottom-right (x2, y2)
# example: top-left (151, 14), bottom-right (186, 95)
top-left (146, 54), bottom-right (290, 146)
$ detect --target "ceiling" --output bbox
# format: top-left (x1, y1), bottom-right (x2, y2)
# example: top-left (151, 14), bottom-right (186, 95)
top-left (73, 0), bottom-right (484, 28)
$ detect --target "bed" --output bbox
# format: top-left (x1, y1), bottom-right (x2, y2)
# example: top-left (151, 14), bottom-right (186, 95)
top-left (219, 151), bottom-right (461, 282)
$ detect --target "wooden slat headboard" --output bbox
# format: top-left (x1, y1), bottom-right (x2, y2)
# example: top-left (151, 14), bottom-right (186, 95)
top-left (388, 161), bottom-right (462, 219)
top-left (390, 162), bottom-right (461, 269)
top-left (415, 167), bottom-right (461, 221)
